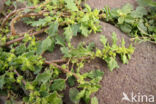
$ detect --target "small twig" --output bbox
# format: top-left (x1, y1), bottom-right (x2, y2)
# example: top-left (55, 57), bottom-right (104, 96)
top-left (1, 0), bottom-right (51, 27)
top-left (14, 69), bottom-right (26, 85)
top-left (14, 69), bottom-right (29, 96)
top-left (46, 56), bottom-right (91, 64)
top-left (10, 12), bottom-right (48, 35)
top-left (5, 28), bottom-right (48, 46)
top-left (45, 61), bottom-right (79, 79)
top-left (48, 59), bottom-right (67, 63)
top-left (66, 58), bottom-right (71, 65)
top-left (1, 7), bottom-right (35, 27)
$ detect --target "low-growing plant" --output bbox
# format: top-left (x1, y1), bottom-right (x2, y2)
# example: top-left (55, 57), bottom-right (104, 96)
top-left (101, 0), bottom-right (156, 44)
top-left (2, 0), bottom-right (152, 104)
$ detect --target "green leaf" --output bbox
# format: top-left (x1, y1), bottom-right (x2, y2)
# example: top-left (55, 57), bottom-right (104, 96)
top-left (131, 6), bottom-right (147, 18)
top-left (76, 89), bottom-right (86, 101)
top-left (67, 76), bottom-right (76, 87)
top-left (64, 26), bottom-right (73, 42)
top-left (112, 32), bottom-right (118, 44)
top-left (50, 79), bottom-right (66, 91)
top-left (15, 44), bottom-right (26, 55)
top-left (35, 70), bottom-right (52, 84)
top-left (84, 4), bottom-right (92, 12)
top-left (47, 21), bottom-right (59, 36)
top-left (91, 97), bottom-right (99, 104)
top-left (137, 21), bottom-right (148, 35)
top-left (41, 37), bottom-right (52, 53)
top-left (106, 57), bottom-right (119, 71)
top-left (124, 16), bottom-right (135, 24)
top-left (69, 88), bottom-right (80, 103)
top-left (0, 75), bottom-right (5, 89)
top-left (81, 15), bottom-right (90, 22)
top-left (120, 23), bottom-right (132, 33)
top-left (47, 38), bottom-right (55, 52)
top-left (118, 17), bottom-right (125, 24)
top-left (121, 54), bottom-right (128, 64)
top-left (67, 43), bottom-right (92, 58)
top-left (65, 0), bottom-right (78, 11)
top-left (87, 70), bottom-right (104, 79)
top-left (60, 47), bottom-right (71, 58)
top-left (55, 35), bottom-right (65, 47)
top-left (71, 24), bottom-right (80, 36)
top-left (121, 3), bottom-right (133, 14)
top-left (121, 38), bottom-right (125, 47)
top-left (5, 0), bottom-right (11, 6)
top-left (80, 24), bottom-right (89, 37)
top-left (46, 91), bottom-right (62, 104)
top-left (87, 42), bottom-right (95, 51)
top-left (100, 35), bottom-right (107, 46)
top-left (31, 18), bottom-right (48, 27)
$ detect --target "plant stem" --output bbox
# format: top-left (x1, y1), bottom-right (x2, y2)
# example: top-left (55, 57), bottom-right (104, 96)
top-left (5, 28), bottom-right (48, 46)
top-left (45, 61), bottom-right (79, 79)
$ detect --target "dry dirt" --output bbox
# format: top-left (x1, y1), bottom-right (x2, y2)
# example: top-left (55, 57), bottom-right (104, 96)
top-left (0, 0), bottom-right (156, 104)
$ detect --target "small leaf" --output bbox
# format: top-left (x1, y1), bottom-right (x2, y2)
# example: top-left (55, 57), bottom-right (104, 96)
top-left (69, 88), bottom-right (80, 103)
top-left (131, 6), bottom-right (147, 18)
top-left (91, 97), bottom-right (99, 104)
top-left (55, 35), bottom-right (65, 47)
top-left (120, 23), bottom-right (132, 33)
top-left (80, 24), bottom-right (89, 37)
top-left (31, 18), bottom-right (47, 27)
top-left (81, 15), bottom-right (90, 22)
top-left (68, 76), bottom-right (76, 87)
top-left (106, 57), bottom-right (119, 71)
top-left (47, 38), bottom-right (55, 52)
top-left (87, 42), bottom-right (95, 51)
top-left (64, 26), bottom-right (73, 42)
top-left (118, 17), bottom-right (125, 24)
top-left (47, 21), bottom-right (59, 36)
top-left (121, 38), bottom-right (125, 47)
top-left (61, 47), bottom-right (71, 58)
top-left (15, 44), bottom-right (26, 55)
top-left (112, 32), bottom-right (117, 44)
top-left (41, 37), bottom-right (52, 53)
top-left (35, 70), bottom-right (52, 83)
top-left (46, 91), bottom-right (62, 104)
top-left (65, 0), bottom-right (78, 11)
top-left (50, 79), bottom-right (66, 91)
top-left (100, 35), bottom-right (107, 46)
top-left (87, 70), bottom-right (104, 79)
top-left (71, 24), bottom-right (80, 36)
top-left (121, 54), bottom-right (128, 64)
top-left (137, 21), bottom-right (148, 35)
top-left (121, 3), bottom-right (133, 14)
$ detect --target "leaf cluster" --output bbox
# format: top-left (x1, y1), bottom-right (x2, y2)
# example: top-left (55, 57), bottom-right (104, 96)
top-left (102, 1), bottom-right (156, 43)
top-left (95, 32), bottom-right (134, 71)
top-left (0, 0), bottom-right (137, 104)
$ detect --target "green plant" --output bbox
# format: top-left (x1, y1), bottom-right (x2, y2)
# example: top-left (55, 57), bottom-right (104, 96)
top-left (101, 0), bottom-right (156, 43)
top-left (0, 0), bottom-right (136, 104)
top-left (95, 32), bottom-right (134, 71)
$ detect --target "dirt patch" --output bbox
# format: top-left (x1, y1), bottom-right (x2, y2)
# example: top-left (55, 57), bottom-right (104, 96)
top-left (0, 0), bottom-right (5, 13)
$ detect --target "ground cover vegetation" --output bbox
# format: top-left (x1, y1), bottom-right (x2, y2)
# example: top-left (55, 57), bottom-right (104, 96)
top-left (0, 0), bottom-right (155, 104)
